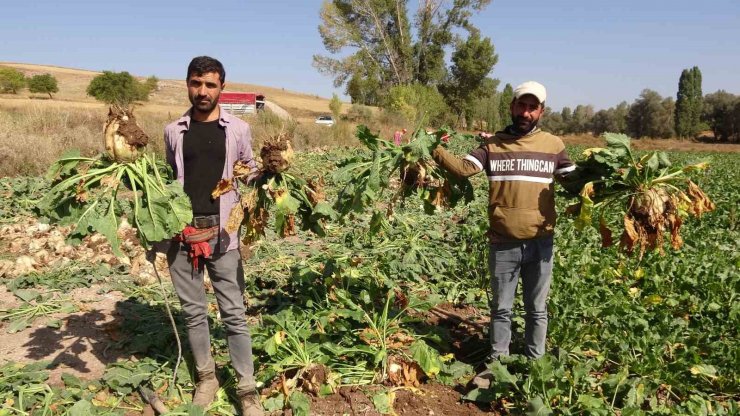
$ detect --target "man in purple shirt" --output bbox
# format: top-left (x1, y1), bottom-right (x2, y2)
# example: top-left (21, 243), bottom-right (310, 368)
top-left (162, 56), bottom-right (262, 416)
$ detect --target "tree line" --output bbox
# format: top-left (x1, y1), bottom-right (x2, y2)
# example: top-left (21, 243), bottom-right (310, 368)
top-left (540, 67), bottom-right (740, 142)
top-left (0, 66), bottom-right (158, 105)
top-left (0, 67), bottom-right (59, 99)
top-left (313, 2), bottom-right (739, 142)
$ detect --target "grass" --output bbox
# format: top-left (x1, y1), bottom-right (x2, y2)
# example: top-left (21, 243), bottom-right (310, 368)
top-left (0, 62), bottom-right (380, 176)
top-left (0, 100), bottom-right (372, 176)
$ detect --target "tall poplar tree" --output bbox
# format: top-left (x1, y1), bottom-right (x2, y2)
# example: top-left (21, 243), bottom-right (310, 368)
top-left (497, 83), bottom-right (513, 128)
top-left (675, 66), bottom-right (703, 138)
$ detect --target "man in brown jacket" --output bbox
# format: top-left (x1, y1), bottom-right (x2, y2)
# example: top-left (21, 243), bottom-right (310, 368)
top-left (432, 81), bottom-right (575, 388)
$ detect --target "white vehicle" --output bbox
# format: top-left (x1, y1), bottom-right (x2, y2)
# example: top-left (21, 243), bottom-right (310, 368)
top-left (314, 115), bottom-right (335, 126)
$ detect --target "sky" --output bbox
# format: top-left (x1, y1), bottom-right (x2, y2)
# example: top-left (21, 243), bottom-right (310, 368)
top-left (1, 0), bottom-right (739, 111)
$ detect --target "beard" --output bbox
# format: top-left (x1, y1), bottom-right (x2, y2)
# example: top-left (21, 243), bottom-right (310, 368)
top-left (512, 115), bottom-right (538, 134)
top-left (190, 94), bottom-right (219, 114)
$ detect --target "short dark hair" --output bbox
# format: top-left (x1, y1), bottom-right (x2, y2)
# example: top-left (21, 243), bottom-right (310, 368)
top-left (187, 56), bottom-right (225, 84)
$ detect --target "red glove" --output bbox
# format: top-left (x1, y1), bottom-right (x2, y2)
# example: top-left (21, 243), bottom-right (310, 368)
top-left (178, 226), bottom-right (217, 269)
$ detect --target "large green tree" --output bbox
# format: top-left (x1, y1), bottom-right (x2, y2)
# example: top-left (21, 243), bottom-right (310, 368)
top-left (540, 107), bottom-right (565, 135)
top-left (590, 101), bottom-right (629, 136)
top-left (439, 29), bottom-right (498, 125)
top-left (86, 71), bottom-right (151, 105)
top-left (314, 0), bottom-right (493, 106)
top-left (627, 89), bottom-right (674, 139)
top-left (386, 83), bottom-right (448, 125)
top-left (27, 74), bottom-right (59, 99)
top-left (497, 83), bottom-right (514, 128)
top-left (0, 67), bottom-right (26, 94)
top-left (702, 90), bottom-right (739, 142)
top-left (675, 66), bottom-right (703, 138)
top-left (570, 104), bottom-right (595, 134)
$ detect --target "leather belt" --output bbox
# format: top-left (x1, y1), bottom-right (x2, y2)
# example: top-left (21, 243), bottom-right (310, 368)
top-left (192, 214), bottom-right (219, 228)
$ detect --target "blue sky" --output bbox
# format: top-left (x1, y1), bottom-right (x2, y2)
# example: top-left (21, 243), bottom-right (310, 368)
top-left (2, 0), bottom-right (738, 111)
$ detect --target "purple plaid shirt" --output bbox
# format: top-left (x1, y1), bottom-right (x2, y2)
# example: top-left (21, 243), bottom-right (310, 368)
top-left (164, 106), bottom-right (256, 253)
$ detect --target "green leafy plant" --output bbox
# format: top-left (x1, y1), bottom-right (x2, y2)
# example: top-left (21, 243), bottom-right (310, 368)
top-left (38, 151), bottom-right (191, 255)
top-left (213, 132), bottom-right (336, 244)
top-left (0, 290), bottom-right (76, 333)
top-left (565, 133), bottom-right (715, 257)
top-left (333, 125), bottom-right (474, 233)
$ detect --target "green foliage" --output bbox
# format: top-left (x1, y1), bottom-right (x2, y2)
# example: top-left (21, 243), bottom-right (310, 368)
top-left (38, 152), bottom-right (192, 253)
top-left (86, 71), bottom-right (152, 105)
top-left (345, 65), bottom-right (384, 106)
top-left (26, 73), bottom-right (59, 98)
top-left (329, 93), bottom-right (342, 120)
top-left (143, 75), bottom-right (158, 93)
top-left (314, 1), bottom-right (494, 106)
top-left (540, 106), bottom-right (565, 135)
top-left (464, 77), bottom-right (500, 131)
top-left (545, 102), bottom-right (620, 137)
top-left (7, 262), bottom-right (123, 293)
top-left (702, 90), bottom-right (740, 142)
top-left (0, 289), bottom-right (77, 333)
top-left (627, 89), bottom-right (675, 138)
top-left (346, 103), bottom-right (374, 123)
top-left (332, 126), bottom-right (474, 231)
top-left (2, 133), bottom-right (739, 415)
top-left (571, 104), bottom-right (595, 134)
top-left (675, 66), bottom-right (703, 138)
top-left (440, 30), bottom-right (498, 126)
top-left (498, 83), bottom-right (514, 128)
top-left (0, 176), bottom-right (48, 219)
top-left (0, 66), bottom-right (26, 94)
top-left (385, 83), bottom-right (448, 125)
top-left (564, 133), bottom-right (713, 247)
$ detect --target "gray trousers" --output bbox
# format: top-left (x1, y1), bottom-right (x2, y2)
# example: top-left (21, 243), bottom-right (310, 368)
top-left (488, 236), bottom-right (554, 359)
top-left (167, 243), bottom-right (256, 394)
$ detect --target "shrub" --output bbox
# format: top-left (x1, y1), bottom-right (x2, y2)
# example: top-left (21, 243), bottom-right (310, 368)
top-left (384, 84), bottom-right (449, 126)
top-left (27, 74), bottom-right (59, 99)
top-left (346, 104), bottom-right (374, 123)
top-left (329, 93), bottom-right (342, 120)
top-left (0, 67), bottom-right (26, 94)
top-left (86, 71), bottom-right (152, 105)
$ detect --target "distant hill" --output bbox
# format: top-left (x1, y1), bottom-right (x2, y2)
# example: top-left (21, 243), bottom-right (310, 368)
top-left (0, 62), bottom-right (343, 122)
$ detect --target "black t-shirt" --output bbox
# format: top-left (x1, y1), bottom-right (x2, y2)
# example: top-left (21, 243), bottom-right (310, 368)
top-left (182, 119), bottom-right (226, 216)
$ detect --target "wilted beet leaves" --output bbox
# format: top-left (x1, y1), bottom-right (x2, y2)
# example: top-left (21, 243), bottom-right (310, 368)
top-left (565, 133), bottom-right (715, 257)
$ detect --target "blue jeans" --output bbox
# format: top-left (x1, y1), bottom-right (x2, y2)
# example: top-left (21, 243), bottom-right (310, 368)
top-left (488, 236), bottom-right (553, 359)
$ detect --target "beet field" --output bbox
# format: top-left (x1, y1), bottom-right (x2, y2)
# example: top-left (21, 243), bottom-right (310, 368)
top-left (0, 132), bottom-right (738, 415)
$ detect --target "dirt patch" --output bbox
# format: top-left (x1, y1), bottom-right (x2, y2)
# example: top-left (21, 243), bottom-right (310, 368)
top-left (563, 134), bottom-right (740, 153)
top-left (304, 383), bottom-right (496, 415)
top-left (0, 284), bottom-right (127, 385)
top-left (0, 284), bottom-right (20, 309)
top-left (394, 383), bottom-right (494, 415)
top-left (424, 303), bottom-right (490, 364)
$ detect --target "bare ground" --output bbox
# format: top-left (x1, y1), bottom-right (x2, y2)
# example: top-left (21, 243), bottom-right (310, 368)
top-left (0, 283), bottom-right (127, 385)
top-left (562, 133), bottom-right (740, 153)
